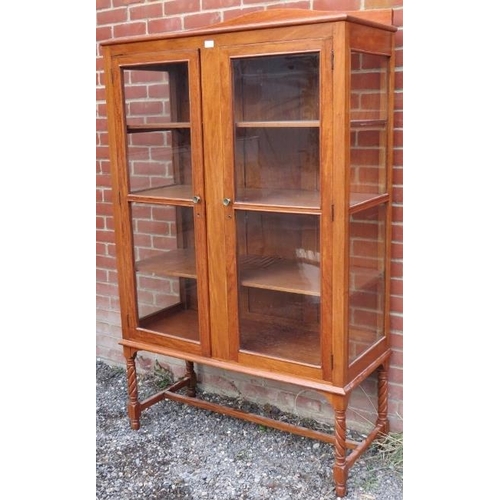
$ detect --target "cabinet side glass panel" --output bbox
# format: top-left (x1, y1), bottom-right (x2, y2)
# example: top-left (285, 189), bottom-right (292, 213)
top-left (131, 202), bottom-right (200, 342)
top-left (236, 211), bottom-right (321, 367)
top-left (123, 63), bottom-right (193, 198)
top-left (350, 52), bottom-right (389, 204)
top-left (348, 204), bottom-right (386, 364)
top-left (232, 53), bottom-right (320, 209)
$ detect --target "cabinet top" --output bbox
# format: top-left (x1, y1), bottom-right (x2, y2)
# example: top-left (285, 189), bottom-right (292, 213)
top-left (101, 8), bottom-right (396, 47)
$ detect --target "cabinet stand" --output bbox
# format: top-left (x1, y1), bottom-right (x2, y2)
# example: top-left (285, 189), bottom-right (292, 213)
top-left (123, 346), bottom-right (389, 497)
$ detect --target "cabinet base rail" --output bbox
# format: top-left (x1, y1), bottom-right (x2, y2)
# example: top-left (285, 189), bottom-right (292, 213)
top-left (123, 348), bottom-right (390, 498)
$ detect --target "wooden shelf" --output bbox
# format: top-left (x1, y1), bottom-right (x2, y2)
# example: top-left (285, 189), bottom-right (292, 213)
top-left (135, 248), bottom-right (196, 279)
top-left (140, 308), bottom-right (199, 342)
top-left (238, 256), bottom-right (380, 297)
top-left (235, 191), bottom-right (387, 212)
top-left (348, 327), bottom-right (382, 364)
top-left (349, 192), bottom-right (389, 212)
top-left (240, 255), bottom-right (320, 296)
top-left (349, 266), bottom-right (382, 291)
top-left (240, 317), bottom-right (320, 366)
top-left (350, 192), bottom-right (378, 205)
top-left (350, 119), bottom-right (387, 128)
top-left (127, 122), bottom-right (190, 132)
top-left (236, 188), bottom-right (319, 211)
top-left (235, 119), bottom-right (387, 128)
top-left (349, 326), bottom-right (381, 343)
top-left (128, 184), bottom-right (193, 202)
top-left (235, 120), bottom-right (319, 128)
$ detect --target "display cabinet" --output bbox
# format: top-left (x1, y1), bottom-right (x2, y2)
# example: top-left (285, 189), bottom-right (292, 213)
top-left (102, 9), bottom-right (396, 497)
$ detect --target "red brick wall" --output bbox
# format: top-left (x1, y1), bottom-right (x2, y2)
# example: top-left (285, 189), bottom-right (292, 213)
top-left (96, 0), bottom-right (403, 433)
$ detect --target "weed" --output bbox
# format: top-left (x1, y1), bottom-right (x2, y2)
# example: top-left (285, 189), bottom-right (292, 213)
top-left (374, 432), bottom-right (403, 474)
top-left (153, 360), bottom-right (174, 389)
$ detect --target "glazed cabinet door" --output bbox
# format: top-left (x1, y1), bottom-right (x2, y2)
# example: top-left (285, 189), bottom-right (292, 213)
top-left (216, 39), bottom-right (334, 380)
top-left (106, 49), bottom-right (210, 356)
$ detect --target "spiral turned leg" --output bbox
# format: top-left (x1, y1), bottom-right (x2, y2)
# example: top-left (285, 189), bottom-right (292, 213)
top-left (376, 362), bottom-right (389, 435)
top-left (185, 361), bottom-right (197, 397)
top-left (125, 351), bottom-right (141, 430)
top-left (333, 404), bottom-right (348, 498)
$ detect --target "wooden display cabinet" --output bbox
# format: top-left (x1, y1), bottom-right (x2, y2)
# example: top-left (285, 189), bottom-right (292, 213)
top-left (102, 9), bottom-right (396, 497)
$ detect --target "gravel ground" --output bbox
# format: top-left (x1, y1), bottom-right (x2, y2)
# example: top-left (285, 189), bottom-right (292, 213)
top-left (96, 360), bottom-right (402, 499)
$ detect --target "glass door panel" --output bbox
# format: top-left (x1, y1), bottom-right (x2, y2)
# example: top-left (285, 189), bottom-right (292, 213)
top-left (131, 202), bottom-right (200, 342)
top-left (236, 211), bottom-right (321, 367)
top-left (232, 53), bottom-right (319, 122)
top-left (348, 204), bottom-right (386, 363)
top-left (126, 128), bottom-right (192, 196)
top-left (232, 53), bottom-right (320, 209)
top-left (123, 63), bottom-right (193, 199)
top-left (349, 52), bottom-right (390, 207)
top-left (123, 63), bottom-right (190, 126)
